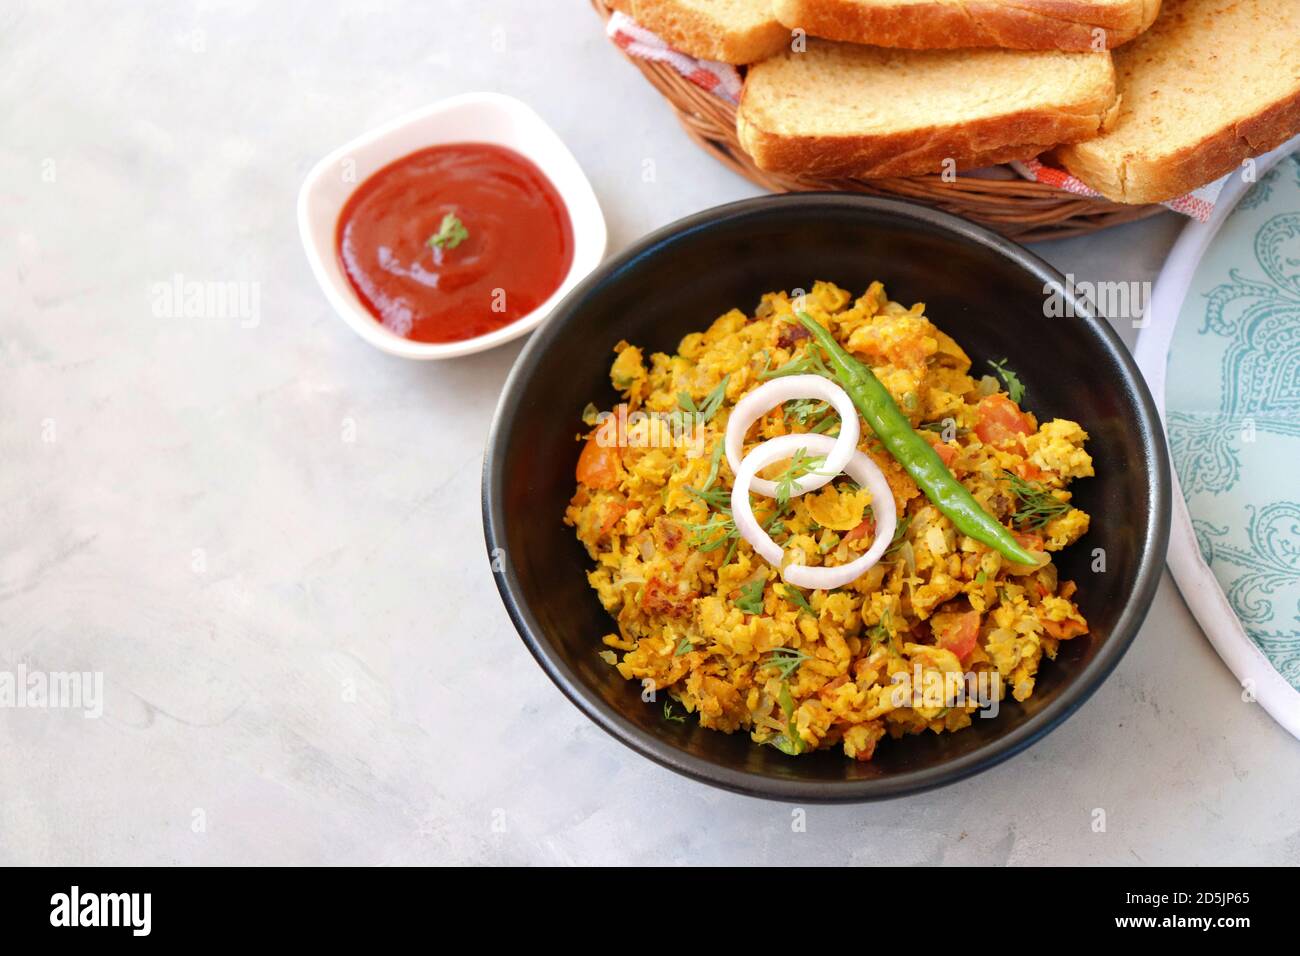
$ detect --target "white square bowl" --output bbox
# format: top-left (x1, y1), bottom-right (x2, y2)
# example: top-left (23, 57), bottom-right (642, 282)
top-left (298, 92), bottom-right (606, 360)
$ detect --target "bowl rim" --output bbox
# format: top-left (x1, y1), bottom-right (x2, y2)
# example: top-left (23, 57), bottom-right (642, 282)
top-left (482, 192), bottom-right (1171, 802)
top-left (296, 91), bottom-right (607, 361)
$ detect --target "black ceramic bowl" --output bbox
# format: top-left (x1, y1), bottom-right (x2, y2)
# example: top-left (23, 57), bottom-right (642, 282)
top-left (483, 194), bottom-right (1170, 802)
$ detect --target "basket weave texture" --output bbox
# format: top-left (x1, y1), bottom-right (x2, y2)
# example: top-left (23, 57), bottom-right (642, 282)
top-left (593, 0), bottom-right (1162, 242)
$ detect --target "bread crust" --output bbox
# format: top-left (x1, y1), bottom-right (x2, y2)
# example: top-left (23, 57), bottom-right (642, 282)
top-left (631, 0), bottom-right (791, 63)
top-left (1057, 86), bottom-right (1300, 204)
top-left (772, 0), bottom-right (1160, 51)
top-left (738, 59), bottom-right (1118, 178)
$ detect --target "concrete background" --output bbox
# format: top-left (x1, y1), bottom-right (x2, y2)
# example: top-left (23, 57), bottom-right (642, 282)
top-left (1, 0), bottom-right (1295, 864)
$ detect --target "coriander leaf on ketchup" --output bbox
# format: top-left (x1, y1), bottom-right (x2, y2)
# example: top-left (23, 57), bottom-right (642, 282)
top-left (427, 213), bottom-right (469, 252)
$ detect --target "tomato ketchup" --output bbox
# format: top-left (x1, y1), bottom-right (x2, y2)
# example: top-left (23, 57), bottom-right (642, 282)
top-left (336, 143), bottom-right (574, 344)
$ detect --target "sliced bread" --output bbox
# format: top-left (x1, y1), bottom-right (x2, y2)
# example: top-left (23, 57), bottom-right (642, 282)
top-left (629, 0), bottom-right (791, 64)
top-left (771, 0), bottom-right (1161, 51)
top-left (1057, 0), bottom-right (1300, 203)
top-left (737, 40), bottom-right (1118, 178)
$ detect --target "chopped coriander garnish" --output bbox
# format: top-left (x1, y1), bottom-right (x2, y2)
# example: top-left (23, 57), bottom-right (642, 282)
top-left (1003, 469), bottom-right (1070, 530)
top-left (784, 398), bottom-right (829, 427)
top-left (698, 440), bottom-right (725, 491)
top-left (685, 498), bottom-right (786, 564)
top-left (682, 513), bottom-right (736, 552)
top-left (679, 375), bottom-right (730, 425)
top-left (785, 397), bottom-right (838, 434)
top-left (663, 700), bottom-right (686, 723)
top-left (884, 514), bottom-right (912, 556)
top-left (780, 583), bottom-right (815, 617)
top-left (427, 212), bottom-right (468, 251)
top-left (987, 358), bottom-right (1025, 403)
top-left (684, 485), bottom-right (729, 509)
top-left (699, 375), bottom-right (729, 422)
top-left (734, 576), bottom-right (766, 615)
top-left (867, 608), bottom-right (894, 648)
top-left (674, 636), bottom-right (694, 657)
top-left (723, 507), bottom-right (784, 566)
top-left (773, 447), bottom-right (826, 508)
top-left (759, 345), bottom-right (832, 380)
top-left (762, 647), bottom-right (810, 681)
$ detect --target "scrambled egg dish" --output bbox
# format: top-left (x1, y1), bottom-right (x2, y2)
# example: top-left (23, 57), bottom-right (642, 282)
top-left (566, 282), bottom-right (1093, 760)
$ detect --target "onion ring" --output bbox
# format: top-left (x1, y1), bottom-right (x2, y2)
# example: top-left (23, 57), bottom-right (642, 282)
top-left (730, 432), bottom-right (898, 590)
top-left (724, 375), bottom-right (860, 499)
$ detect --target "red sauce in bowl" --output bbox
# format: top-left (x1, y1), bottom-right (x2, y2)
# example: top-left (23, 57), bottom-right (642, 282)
top-left (336, 143), bottom-right (575, 344)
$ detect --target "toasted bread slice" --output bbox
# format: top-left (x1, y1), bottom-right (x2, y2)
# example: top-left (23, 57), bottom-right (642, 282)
top-left (629, 0), bottom-right (791, 64)
top-left (771, 0), bottom-right (1161, 51)
top-left (1057, 0), bottom-right (1300, 204)
top-left (737, 40), bottom-right (1118, 178)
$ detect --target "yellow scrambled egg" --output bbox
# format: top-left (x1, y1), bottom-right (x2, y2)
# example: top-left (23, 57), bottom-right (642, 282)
top-left (565, 282), bottom-right (1093, 760)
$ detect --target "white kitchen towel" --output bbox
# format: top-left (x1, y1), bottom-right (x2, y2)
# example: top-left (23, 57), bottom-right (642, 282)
top-left (606, 9), bottom-right (743, 104)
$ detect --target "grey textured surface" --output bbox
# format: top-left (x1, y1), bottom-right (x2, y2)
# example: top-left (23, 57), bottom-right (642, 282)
top-left (1, 0), bottom-right (1295, 865)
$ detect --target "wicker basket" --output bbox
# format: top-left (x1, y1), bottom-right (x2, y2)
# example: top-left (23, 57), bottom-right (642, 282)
top-left (593, 0), bottom-right (1162, 242)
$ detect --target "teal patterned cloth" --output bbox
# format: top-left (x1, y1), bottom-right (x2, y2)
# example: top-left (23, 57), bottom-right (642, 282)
top-left (1166, 155), bottom-right (1300, 689)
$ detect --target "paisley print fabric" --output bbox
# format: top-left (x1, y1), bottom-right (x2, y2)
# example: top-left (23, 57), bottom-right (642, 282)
top-left (1167, 156), bottom-right (1300, 689)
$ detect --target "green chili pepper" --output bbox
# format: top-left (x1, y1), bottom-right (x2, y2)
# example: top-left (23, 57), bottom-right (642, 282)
top-left (795, 312), bottom-right (1038, 566)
